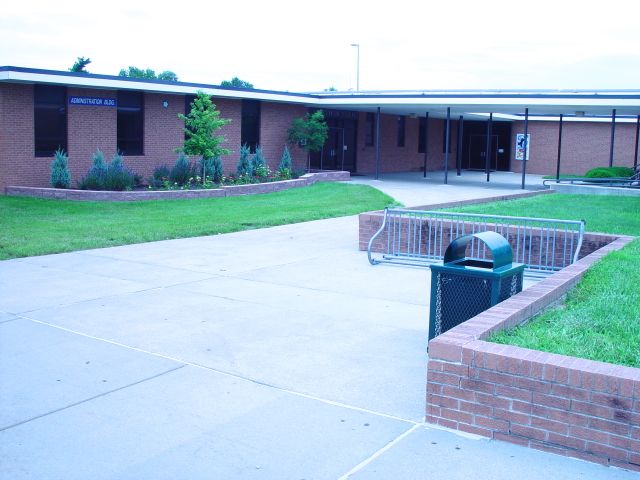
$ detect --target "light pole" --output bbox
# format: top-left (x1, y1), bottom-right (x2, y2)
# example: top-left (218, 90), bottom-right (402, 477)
top-left (350, 43), bottom-right (360, 91)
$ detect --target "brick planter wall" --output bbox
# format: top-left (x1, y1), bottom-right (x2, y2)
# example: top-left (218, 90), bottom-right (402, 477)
top-left (426, 235), bottom-right (639, 471)
top-left (5, 171), bottom-right (350, 201)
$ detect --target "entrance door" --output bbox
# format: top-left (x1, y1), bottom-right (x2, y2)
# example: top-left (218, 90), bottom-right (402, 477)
top-left (462, 121), bottom-right (512, 171)
top-left (319, 127), bottom-right (345, 170)
top-left (309, 112), bottom-right (357, 172)
top-left (467, 134), bottom-right (500, 170)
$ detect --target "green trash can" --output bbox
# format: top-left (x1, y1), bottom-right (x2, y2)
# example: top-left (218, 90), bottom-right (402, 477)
top-left (428, 231), bottom-right (524, 341)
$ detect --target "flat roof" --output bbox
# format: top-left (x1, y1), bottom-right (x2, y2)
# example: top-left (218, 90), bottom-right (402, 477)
top-left (2, 66), bottom-right (639, 120)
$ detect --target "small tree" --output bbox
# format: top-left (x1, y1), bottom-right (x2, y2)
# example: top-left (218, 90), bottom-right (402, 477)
top-left (70, 57), bottom-right (91, 73)
top-left (236, 144), bottom-right (252, 176)
top-left (287, 110), bottom-right (328, 170)
top-left (50, 149), bottom-right (70, 188)
top-left (178, 91), bottom-right (230, 183)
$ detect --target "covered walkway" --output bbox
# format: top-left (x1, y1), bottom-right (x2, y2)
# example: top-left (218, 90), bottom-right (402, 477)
top-left (317, 89), bottom-right (640, 186)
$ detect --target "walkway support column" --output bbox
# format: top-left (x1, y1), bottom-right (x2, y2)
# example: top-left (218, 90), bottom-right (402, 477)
top-left (456, 115), bottom-right (464, 176)
top-left (634, 114), bottom-right (639, 170)
top-left (521, 108), bottom-right (529, 190)
top-left (609, 108), bottom-right (616, 167)
top-left (444, 107), bottom-right (450, 184)
top-left (375, 107), bottom-right (381, 180)
top-left (485, 113), bottom-right (493, 182)
top-left (423, 112), bottom-right (430, 178)
top-left (556, 114), bottom-right (563, 182)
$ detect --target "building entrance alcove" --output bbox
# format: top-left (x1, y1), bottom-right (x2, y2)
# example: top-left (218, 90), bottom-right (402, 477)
top-left (309, 110), bottom-right (357, 172)
top-left (462, 121), bottom-right (512, 171)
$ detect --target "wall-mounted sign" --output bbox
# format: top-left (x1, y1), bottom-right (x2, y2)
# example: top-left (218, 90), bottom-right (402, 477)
top-left (68, 96), bottom-right (117, 107)
top-left (515, 133), bottom-right (530, 161)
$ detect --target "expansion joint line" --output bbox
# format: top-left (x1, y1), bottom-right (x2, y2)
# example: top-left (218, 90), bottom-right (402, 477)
top-left (20, 316), bottom-right (420, 426)
top-left (337, 423), bottom-right (422, 480)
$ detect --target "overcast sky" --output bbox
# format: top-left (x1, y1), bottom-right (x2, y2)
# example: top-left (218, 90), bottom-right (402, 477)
top-left (2, 0), bottom-right (639, 92)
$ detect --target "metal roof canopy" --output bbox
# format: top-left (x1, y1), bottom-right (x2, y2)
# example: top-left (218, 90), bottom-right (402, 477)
top-left (2, 66), bottom-right (640, 120)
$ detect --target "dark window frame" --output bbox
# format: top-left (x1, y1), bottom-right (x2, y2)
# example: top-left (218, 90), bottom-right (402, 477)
top-left (365, 112), bottom-right (375, 146)
top-left (397, 116), bottom-right (406, 147)
top-left (241, 99), bottom-right (261, 152)
top-left (117, 91), bottom-right (144, 156)
top-left (418, 117), bottom-right (426, 154)
top-left (34, 85), bottom-right (67, 157)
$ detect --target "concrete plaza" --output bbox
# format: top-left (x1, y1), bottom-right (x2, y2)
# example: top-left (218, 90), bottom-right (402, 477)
top-left (1, 176), bottom-right (637, 479)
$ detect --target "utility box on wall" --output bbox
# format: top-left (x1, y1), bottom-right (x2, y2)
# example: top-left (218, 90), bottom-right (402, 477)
top-left (428, 231), bottom-right (524, 341)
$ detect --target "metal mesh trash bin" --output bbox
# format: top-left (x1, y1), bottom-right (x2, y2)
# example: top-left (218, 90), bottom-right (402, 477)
top-left (428, 231), bottom-right (524, 341)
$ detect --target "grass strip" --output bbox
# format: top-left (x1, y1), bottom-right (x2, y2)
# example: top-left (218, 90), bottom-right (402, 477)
top-left (445, 193), bottom-right (640, 367)
top-left (0, 183), bottom-right (396, 260)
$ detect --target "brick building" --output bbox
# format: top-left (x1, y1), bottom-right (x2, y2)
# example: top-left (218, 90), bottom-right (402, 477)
top-left (1, 66), bottom-right (638, 193)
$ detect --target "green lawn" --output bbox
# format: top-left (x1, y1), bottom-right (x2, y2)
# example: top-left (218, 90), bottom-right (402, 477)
top-left (0, 183), bottom-right (396, 260)
top-left (446, 194), bottom-right (640, 368)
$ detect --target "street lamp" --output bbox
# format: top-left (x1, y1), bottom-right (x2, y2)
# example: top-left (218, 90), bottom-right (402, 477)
top-left (350, 43), bottom-right (360, 91)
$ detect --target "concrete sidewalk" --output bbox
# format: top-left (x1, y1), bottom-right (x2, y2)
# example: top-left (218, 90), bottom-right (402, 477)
top-left (350, 170), bottom-right (546, 207)
top-left (1, 186), bottom-right (637, 478)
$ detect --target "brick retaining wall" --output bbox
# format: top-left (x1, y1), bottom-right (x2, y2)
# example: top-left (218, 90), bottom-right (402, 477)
top-left (358, 192), bottom-right (639, 470)
top-left (5, 171), bottom-right (350, 201)
top-left (426, 234), bottom-right (639, 471)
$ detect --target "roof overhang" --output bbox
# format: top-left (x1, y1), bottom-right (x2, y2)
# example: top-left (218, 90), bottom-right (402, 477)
top-left (2, 67), bottom-right (639, 121)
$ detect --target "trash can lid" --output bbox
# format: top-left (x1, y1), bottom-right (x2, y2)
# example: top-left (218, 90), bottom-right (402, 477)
top-left (444, 231), bottom-right (513, 269)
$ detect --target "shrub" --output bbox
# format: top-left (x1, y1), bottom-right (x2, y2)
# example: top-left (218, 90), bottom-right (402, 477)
top-left (277, 145), bottom-right (293, 180)
top-left (79, 150), bottom-right (135, 191)
top-left (50, 149), bottom-right (71, 188)
top-left (237, 144), bottom-right (252, 177)
top-left (254, 163), bottom-right (271, 179)
top-left (210, 156), bottom-right (224, 183)
top-left (148, 165), bottom-right (170, 188)
top-left (279, 145), bottom-right (292, 171)
top-left (170, 153), bottom-right (195, 185)
top-left (251, 146), bottom-right (266, 176)
top-left (78, 149), bottom-right (108, 190)
top-left (90, 149), bottom-right (107, 175)
top-left (584, 166), bottom-right (634, 178)
top-left (199, 156), bottom-right (224, 183)
top-left (610, 166), bottom-right (634, 177)
top-left (103, 153), bottom-right (135, 191)
top-left (585, 168), bottom-right (613, 178)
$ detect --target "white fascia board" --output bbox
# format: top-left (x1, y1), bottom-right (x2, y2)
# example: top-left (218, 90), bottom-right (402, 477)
top-left (314, 96), bottom-right (640, 110)
top-left (488, 113), bottom-right (639, 124)
top-left (1, 70), bottom-right (312, 105)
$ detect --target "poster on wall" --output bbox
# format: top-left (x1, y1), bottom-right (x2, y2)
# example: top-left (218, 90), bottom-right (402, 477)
top-left (515, 133), bottom-right (530, 161)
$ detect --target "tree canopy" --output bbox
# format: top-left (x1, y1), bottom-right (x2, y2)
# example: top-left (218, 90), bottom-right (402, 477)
top-left (178, 91), bottom-right (230, 160)
top-left (70, 57), bottom-right (91, 73)
top-left (287, 110), bottom-right (328, 153)
top-left (220, 77), bottom-right (254, 89)
top-left (118, 67), bottom-right (178, 82)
